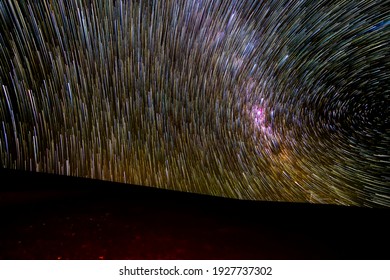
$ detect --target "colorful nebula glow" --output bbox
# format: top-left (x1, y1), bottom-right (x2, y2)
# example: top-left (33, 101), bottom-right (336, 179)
top-left (0, 0), bottom-right (389, 206)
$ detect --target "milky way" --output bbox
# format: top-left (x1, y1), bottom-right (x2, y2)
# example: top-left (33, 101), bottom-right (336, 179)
top-left (0, 0), bottom-right (389, 207)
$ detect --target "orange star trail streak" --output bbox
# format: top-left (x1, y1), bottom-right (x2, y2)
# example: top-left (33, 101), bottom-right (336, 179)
top-left (0, 0), bottom-right (389, 207)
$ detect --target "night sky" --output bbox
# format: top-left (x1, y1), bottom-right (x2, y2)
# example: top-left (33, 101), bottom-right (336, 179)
top-left (0, 0), bottom-right (389, 207)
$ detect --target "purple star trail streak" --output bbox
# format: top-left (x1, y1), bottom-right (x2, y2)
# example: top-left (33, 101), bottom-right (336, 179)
top-left (0, 0), bottom-right (389, 207)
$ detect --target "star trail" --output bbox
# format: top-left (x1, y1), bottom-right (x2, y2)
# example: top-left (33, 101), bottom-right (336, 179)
top-left (0, 0), bottom-right (389, 207)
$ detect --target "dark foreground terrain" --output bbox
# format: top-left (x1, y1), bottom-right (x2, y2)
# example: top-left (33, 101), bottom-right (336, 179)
top-left (0, 168), bottom-right (388, 259)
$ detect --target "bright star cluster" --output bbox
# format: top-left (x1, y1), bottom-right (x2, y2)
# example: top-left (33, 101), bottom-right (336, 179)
top-left (0, 0), bottom-right (389, 206)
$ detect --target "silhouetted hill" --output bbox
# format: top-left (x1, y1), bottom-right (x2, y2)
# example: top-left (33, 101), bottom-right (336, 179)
top-left (0, 168), bottom-right (388, 259)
